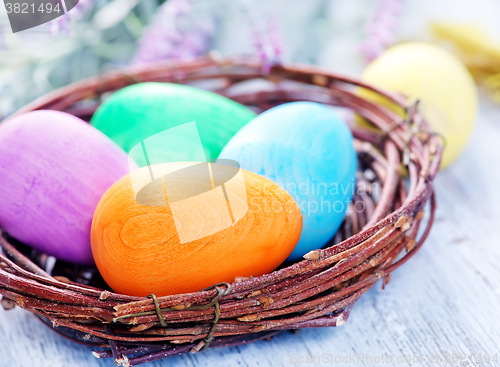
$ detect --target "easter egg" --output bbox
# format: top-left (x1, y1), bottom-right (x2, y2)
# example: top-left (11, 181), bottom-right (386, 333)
top-left (0, 111), bottom-right (133, 265)
top-left (91, 161), bottom-right (302, 297)
top-left (358, 42), bottom-right (478, 168)
top-left (90, 83), bottom-right (257, 166)
top-left (219, 102), bottom-right (357, 261)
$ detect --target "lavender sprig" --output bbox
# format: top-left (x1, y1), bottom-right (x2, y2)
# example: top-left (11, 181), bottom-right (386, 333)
top-left (252, 16), bottom-right (283, 73)
top-left (131, 0), bottom-right (215, 66)
top-left (359, 0), bottom-right (405, 63)
top-left (239, 1), bottom-right (283, 74)
top-left (48, 0), bottom-right (94, 34)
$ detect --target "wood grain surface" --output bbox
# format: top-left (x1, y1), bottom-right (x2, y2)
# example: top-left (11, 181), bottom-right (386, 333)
top-left (1, 96), bottom-right (500, 367)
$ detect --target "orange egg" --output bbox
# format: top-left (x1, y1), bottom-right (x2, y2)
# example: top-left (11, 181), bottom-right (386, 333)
top-left (91, 162), bottom-right (302, 297)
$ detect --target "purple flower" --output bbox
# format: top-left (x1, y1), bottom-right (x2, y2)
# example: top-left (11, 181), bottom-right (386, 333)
top-left (253, 16), bottom-right (282, 73)
top-left (132, 0), bottom-right (215, 66)
top-left (359, 0), bottom-right (405, 63)
top-left (239, 1), bottom-right (283, 74)
top-left (48, 0), bottom-right (94, 34)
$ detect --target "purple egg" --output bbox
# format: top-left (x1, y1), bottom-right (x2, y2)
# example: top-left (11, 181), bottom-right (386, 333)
top-left (0, 110), bottom-right (134, 265)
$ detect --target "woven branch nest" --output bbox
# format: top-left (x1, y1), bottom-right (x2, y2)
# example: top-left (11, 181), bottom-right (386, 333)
top-left (0, 57), bottom-right (442, 366)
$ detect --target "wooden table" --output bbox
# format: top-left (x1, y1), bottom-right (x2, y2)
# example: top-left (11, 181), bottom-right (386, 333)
top-left (2, 96), bottom-right (500, 367)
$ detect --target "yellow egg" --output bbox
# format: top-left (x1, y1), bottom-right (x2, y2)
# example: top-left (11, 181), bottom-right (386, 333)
top-left (357, 42), bottom-right (478, 168)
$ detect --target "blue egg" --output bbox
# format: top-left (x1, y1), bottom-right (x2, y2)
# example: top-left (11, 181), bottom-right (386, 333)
top-left (219, 101), bottom-right (357, 261)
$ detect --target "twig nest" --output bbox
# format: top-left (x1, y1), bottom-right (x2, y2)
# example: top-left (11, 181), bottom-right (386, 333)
top-left (91, 162), bottom-right (303, 297)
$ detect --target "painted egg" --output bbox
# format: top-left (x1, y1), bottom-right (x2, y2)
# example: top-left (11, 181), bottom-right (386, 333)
top-left (358, 42), bottom-right (478, 168)
top-left (0, 111), bottom-right (133, 265)
top-left (91, 161), bottom-right (302, 297)
top-left (90, 82), bottom-right (257, 166)
top-left (219, 102), bottom-right (358, 261)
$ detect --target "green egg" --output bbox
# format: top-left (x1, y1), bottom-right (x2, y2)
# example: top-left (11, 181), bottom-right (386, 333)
top-left (90, 83), bottom-right (256, 166)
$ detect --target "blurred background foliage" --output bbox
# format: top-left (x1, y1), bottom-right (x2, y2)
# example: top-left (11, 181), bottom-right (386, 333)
top-left (0, 0), bottom-right (378, 118)
top-left (0, 0), bottom-right (165, 116)
top-left (2, 0), bottom-right (500, 119)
